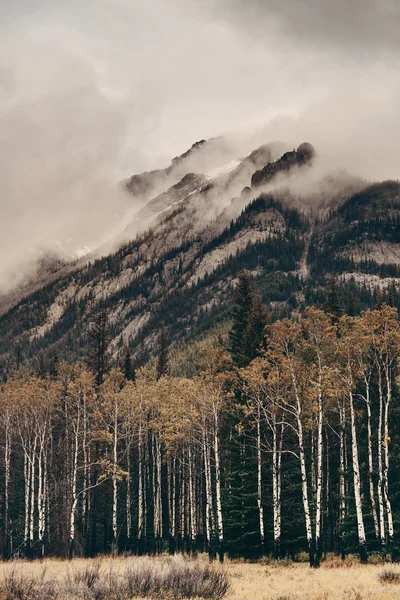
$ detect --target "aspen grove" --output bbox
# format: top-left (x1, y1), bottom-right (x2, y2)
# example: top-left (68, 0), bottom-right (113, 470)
top-left (1, 281), bottom-right (400, 567)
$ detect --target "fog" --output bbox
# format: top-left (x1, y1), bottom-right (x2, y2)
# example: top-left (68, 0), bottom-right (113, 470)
top-left (0, 0), bottom-right (399, 291)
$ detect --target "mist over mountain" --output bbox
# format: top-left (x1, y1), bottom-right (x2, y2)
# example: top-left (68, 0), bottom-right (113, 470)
top-left (1, 0), bottom-right (399, 294)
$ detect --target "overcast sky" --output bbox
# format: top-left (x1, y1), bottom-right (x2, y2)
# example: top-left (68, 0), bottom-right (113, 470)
top-left (0, 0), bottom-right (399, 290)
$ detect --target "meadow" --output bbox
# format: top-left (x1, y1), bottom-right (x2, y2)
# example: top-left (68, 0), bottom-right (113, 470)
top-left (0, 555), bottom-right (399, 600)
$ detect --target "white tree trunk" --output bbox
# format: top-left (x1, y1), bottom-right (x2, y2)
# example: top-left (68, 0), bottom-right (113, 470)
top-left (29, 436), bottom-right (37, 546)
top-left (377, 372), bottom-right (386, 546)
top-left (349, 389), bottom-right (367, 562)
top-left (383, 368), bottom-right (394, 551)
top-left (112, 404), bottom-right (118, 547)
top-left (315, 371), bottom-right (323, 567)
top-left (365, 387), bottom-right (379, 539)
top-left (256, 409), bottom-right (265, 553)
top-left (188, 446), bottom-right (196, 550)
top-left (137, 423), bottom-right (144, 544)
top-left (203, 435), bottom-right (212, 554)
top-left (69, 410), bottom-right (80, 558)
top-left (4, 419), bottom-right (11, 555)
top-left (214, 412), bottom-right (224, 562)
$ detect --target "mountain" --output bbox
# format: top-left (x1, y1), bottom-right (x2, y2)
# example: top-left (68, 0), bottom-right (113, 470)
top-left (1, 138), bottom-right (399, 374)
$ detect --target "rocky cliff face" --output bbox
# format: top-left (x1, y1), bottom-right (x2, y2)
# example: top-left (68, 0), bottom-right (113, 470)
top-left (1, 139), bottom-right (399, 373)
top-left (251, 142), bottom-right (315, 187)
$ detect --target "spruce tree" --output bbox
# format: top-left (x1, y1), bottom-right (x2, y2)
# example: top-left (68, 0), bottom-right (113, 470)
top-left (156, 326), bottom-right (169, 380)
top-left (224, 429), bottom-right (261, 559)
top-left (324, 276), bottom-right (343, 322)
top-left (229, 271), bottom-right (254, 367)
top-left (123, 348), bottom-right (136, 382)
top-left (86, 308), bottom-right (111, 386)
top-left (243, 294), bottom-right (270, 362)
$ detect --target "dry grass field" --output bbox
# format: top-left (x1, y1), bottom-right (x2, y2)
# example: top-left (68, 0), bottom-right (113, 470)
top-left (0, 554), bottom-right (399, 600)
top-left (226, 558), bottom-right (400, 600)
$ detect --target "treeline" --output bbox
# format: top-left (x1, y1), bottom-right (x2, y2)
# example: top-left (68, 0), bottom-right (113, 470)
top-left (1, 275), bottom-right (400, 567)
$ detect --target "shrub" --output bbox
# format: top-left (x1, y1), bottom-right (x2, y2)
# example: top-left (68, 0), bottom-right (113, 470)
top-left (0, 558), bottom-right (230, 600)
top-left (378, 568), bottom-right (400, 584)
top-left (124, 558), bottom-right (230, 600)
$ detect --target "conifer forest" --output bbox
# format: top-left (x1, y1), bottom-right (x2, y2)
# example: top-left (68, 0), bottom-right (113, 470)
top-left (1, 272), bottom-right (400, 568)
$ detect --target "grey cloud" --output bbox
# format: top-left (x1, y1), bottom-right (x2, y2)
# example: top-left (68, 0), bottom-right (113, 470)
top-left (0, 0), bottom-right (399, 291)
top-left (211, 0), bottom-right (400, 53)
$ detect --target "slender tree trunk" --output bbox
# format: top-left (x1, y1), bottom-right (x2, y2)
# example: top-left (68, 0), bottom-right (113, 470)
top-left (126, 438), bottom-right (132, 546)
top-left (82, 393), bottom-right (88, 546)
top-left (168, 456), bottom-right (176, 554)
top-left (383, 368), bottom-right (395, 560)
top-left (272, 419), bottom-right (280, 559)
top-left (137, 422), bottom-right (144, 554)
top-left (188, 445), bottom-right (196, 554)
top-left (203, 435), bottom-right (212, 558)
top-left (339, 402), bottom-right (346, 560)
top-left (365, 386), bottom-right (379, 540)
top-left (349, 388), bottom-right (367, 563)
top-left (377, 370), bottom-right (386, 550)
top-left (29, 436), bottom-right (37, 551)
top-left (69, 411), bottom-right (80, 559)
top-left (112, 404), bottom-right (118, 551)
top-left (24, 450), bottom-right (30, 555)
top-left (256, 409), bottom-right (264, 555)
top-left (214, 411), bottom-right (224, 563)
top-left (315, 374), bottom-right (323, 568)
top-left (4, 421), bottom-right (11, 559)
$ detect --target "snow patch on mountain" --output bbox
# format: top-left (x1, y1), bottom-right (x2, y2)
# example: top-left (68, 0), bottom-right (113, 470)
top-left (206, 159), bottom-right (242, 180)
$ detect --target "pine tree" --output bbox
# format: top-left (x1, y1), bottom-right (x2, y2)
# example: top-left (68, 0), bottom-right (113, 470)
top-left (229, 271), bottom-right (254, 367)
top-left (37, 355), bottom-right (47, 379)
top-left (156, 327), bottom-right (169, 380)
top-left (86, 308), bottom-right (111, 386)
top-left (324, 276), bottom-right (343, 321)
top-left (387, 283), bottom-right (396, 308)
top-left (224, 428), bottom-right (261, 559)
top-left (48, 351), bottom-right (60, 378)
top-left (243, 295), bottom-right (270, 362)
top-left (346, 290), bottom-right (357, 317)
top-left (123, 348), bottom-right (136, 382)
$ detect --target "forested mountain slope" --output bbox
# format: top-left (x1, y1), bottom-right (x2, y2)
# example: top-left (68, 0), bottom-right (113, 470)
top-left (1, 141), bottom-right (400, 374)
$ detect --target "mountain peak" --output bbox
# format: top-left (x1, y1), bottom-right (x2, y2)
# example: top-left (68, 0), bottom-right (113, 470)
top-left (251, 141), bottom-right (315, 188)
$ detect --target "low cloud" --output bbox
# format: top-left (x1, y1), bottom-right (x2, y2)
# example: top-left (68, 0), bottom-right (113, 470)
top-left (0, 0), bottom-right (399, 291)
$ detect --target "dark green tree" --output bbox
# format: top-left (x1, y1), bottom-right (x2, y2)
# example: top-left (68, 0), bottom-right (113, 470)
top-left (243, 294), bottom-right (270, 362)
top-left (156, 326), bottom-right (169, 380)
top-left (123, 348), bottom-right (136, 382)
top-left (229, 271), bottom-right (254, 367)
top-left (85, 308), bottom-right (111, 386)
top-left (224, 429), bottom-right (261, 559)
top-left (324, 276), bottom-right (343, 321)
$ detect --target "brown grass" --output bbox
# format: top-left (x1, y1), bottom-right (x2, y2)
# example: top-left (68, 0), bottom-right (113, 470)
top-left (0, 555), bottom-right (398, 600)
top-left (226, 557), bottom-right (400, 600)
top-left (0, 556), bottom-right (229, 600)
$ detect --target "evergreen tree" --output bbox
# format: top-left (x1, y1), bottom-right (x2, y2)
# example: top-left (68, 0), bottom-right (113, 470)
top-left (346, 290), bottom-right (357, 317)
top-left (324, 276), bottom-right (343, 321)
top-left (224, 429), bottom-right (261, 559)
top-left (229, 271), bottom-right (254, 367)
top-left (86, 308), bottom-right (111, 386)
top-left (156, 326), bottom-right (169, 380)
top-left (48, 351), bottom-right (60, 378)
top-left (123, 348), bottom-right (136, 382)
top-left (37, 355), bottom-right (47, 379)
top-left (387, 283), bottom-right (396, 308)
top-left (243, 295), bottom-right (270, 362)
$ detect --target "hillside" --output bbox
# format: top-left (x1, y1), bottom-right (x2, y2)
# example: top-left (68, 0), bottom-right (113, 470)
top-left (1, 141), bottom-right (400, 373)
